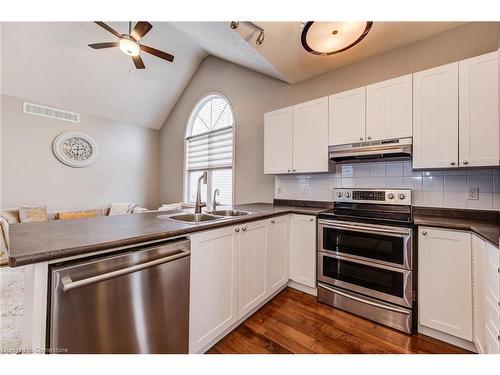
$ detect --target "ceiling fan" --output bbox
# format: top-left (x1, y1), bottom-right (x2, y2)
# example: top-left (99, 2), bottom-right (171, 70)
top-left (88, 21), bottom-right (175, 69)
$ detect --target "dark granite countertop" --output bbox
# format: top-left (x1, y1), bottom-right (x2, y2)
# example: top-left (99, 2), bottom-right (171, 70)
top-left (413, 207), bottom-right (499, 247)
top-left (8, 203), bottom-right (328, 267)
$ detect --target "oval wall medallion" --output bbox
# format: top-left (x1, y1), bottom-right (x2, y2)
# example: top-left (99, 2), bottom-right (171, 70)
top-left (52, 132), bottom-right (99, 168)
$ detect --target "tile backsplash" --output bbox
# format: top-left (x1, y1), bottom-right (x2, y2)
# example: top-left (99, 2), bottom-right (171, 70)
top-left (275, 162), bottom-right (500, 211)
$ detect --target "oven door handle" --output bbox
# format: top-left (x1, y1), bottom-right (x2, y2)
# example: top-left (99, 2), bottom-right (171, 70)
top-left (318, 220), bottom-right (410, 237)
top-left (318, 283), bottom-right (411, 315)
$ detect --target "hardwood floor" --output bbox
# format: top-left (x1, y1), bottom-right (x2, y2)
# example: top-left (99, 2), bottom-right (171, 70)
top-left (207, 287), bottom-right (472, 354)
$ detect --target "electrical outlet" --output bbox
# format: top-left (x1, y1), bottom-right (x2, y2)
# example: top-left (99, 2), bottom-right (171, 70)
top-left (468, 187), bottom-right (479, 200)
top-left (277, 186), bottom-right (282, 195)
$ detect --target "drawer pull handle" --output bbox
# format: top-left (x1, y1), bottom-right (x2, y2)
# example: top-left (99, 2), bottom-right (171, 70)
top-left (422, 231), bottom-right (427, 236)
top-left (318, 283), bottom-right (411, 315)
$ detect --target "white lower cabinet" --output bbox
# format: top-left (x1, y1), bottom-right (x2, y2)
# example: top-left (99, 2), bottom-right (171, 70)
top-left (189, 225), bottom-right (239, 353)
top-left (472, 234), bottom-right (487, 353)
top-left (473, 235), bottom-right (500, 354)
top-left (237, 220), bottom-right (268, 319)
top-left (266, 215), bottom-right (290, 295)
top-left (290, 214), bottom-right (316, 288)
top-left (189, 214), bottom-right (301, 352)
top-left (419, 227), bottom-right (500, 353)
top-left (483, 241), bottom-right (500, 353)
top-left (418, 227), bottom-right (473, 340)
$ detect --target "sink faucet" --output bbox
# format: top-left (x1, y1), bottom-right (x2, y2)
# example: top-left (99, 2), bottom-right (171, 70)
top-left (212, 189), bottom-right (220, 211)
top-left (195, 171), bottom-right (208, 214)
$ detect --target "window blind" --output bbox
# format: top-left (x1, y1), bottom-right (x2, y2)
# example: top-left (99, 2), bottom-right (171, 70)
top-left (187, 126), bottom-right (233, 172)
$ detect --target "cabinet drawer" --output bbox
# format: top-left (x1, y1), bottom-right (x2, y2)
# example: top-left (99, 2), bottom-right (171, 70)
top-left (485, 323), bottom-right (500, 354)
top-left (486, 244), bottom-right (499, 301)
top-left (485, 296), bottom-right (500, 334)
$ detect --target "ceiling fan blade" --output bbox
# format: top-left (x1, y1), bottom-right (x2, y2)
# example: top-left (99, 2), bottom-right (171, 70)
top-left (140, 45), bottom-right (174, 62)
top-left (132, 55), bottom-right (146, 69)
top-left (94, 22), bottom-right (122, 38)
top-left (88, 42), bottom-right (119, 49)
top-left (130, 21), bottom-right (153, 40)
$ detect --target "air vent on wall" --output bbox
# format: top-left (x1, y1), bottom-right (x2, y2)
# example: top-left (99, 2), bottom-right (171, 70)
top-left (23, 102), bottom-right (80, 123)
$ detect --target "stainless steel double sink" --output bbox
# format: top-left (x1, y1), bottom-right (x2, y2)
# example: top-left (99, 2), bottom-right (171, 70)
top-left (158, 209), bottom-right (251, 223)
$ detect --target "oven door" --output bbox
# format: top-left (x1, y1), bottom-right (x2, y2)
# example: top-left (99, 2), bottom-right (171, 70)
top-left (317, 251), bottom-right (412, 308)
top-left (318, 219), bottom-right (412, 269)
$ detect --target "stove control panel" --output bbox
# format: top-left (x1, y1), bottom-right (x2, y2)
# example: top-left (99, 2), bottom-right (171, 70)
top-left (334, 188), bottom-right (411, 206)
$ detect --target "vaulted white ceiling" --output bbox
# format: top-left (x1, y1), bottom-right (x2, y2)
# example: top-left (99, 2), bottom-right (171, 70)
top-left (0, 22), bottom-right (207, 130)
top-left (1, 21), bottom-right (466, 129)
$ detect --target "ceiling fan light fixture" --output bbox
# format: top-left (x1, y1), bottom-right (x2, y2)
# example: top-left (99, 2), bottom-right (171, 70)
top-left (301, 21), bottom-right (373, 56)
top-left (119, 36), bottom-right (140, 57)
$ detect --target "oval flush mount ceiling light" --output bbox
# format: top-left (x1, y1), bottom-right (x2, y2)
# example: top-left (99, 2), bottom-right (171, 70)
top-left (301, 21), bottom-right (373, 56)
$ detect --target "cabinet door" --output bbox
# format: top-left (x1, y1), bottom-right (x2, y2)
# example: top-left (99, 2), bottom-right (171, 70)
top-left (264, 107), bottom-right (293, 174)
top-left (290, 214), bottom-right (316, 288)
top-left (366, 74), bottom-right (412, 141)
top-left (459, 51), bottom-right (499, 167)
top-left (484, 242), bottom-right (500, 353)
top-left (413, 63), bottom-right (459, 169)
top-left (237, 220), bottom-right (268, 319)
top-left (328, 87), bottom-right (366, 145)
top-left (292, 97), bottom-right (329, 173)
top-left (418, 227), bottom-right (472, 340)
top-left (472, 235), bottom-right (487, 353)
top-left (189, 226), bottom-right (238, 353)
top-left (266, 215), bottom-right (289, 295)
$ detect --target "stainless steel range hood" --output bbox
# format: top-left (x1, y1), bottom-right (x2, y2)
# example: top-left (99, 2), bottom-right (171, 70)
top-left (329, 137), bottom-right (412, 164)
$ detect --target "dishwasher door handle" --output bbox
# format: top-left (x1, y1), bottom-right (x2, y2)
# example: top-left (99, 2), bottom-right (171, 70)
top-left (61, 249), bottom-right (191, 292)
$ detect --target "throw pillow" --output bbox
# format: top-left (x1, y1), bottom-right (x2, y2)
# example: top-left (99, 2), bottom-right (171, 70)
top-left (58, 211), bottom-right (98, 220)
top-left (19, 206), bottom-right (48, 223)
top-left (109, 202), bottom-right (131, 216)
top-left (0, 209), bottom-right (21, 224)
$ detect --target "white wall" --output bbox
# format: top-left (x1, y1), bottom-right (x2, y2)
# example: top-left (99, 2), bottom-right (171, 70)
top-left (275, 162), bottom-right (500, 211)
top-left (1, 95), bottom-right (160, 210)
top-left (159, 22), bottom-right (499, 205)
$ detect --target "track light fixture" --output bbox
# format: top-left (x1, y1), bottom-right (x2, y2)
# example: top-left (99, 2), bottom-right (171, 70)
top-left (230, 21), bottom-right (265, 46)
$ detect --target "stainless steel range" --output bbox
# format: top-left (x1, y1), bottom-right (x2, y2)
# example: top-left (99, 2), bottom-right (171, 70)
top-left (317, 188), bottom-right (414, 334)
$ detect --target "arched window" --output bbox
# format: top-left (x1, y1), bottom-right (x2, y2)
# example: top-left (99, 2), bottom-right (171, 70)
top-left (185, 93), bottom-right (234, 206)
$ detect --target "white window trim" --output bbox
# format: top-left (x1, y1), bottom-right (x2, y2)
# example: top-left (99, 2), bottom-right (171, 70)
top-left (183, 92), bottom-right (236, 207)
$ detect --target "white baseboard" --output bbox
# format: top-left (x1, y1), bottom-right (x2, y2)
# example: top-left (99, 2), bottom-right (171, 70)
top-left (287, 280), bottom-right (317, 296)
top-left (418, 324), bottom-right (478, 353)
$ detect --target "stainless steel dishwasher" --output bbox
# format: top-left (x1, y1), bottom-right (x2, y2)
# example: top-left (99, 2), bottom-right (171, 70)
top-left (48, 238), bottom-right (190, 354)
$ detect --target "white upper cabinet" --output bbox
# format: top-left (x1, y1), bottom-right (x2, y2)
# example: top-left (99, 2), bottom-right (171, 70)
top-left (413, 62), bottom-right (459, 169)
top-left (264, 107), bottom-right (293, 174)
top-left (266, 215), bottom-right (289, 295)
top-left (459, 51), bottom-right (499, 167)
top-left (366, 74), bottom-right (413, 142)
top-left (418, 227), bottom-right (473, 341)
top-left (264, 97), bottom-right (328, 175)
top-left (265, 52), bottom-right (499, 174)
top-left (292, 97), bottom-right (329, 173)
top-left (328, 87), bottom-right (366, 145)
